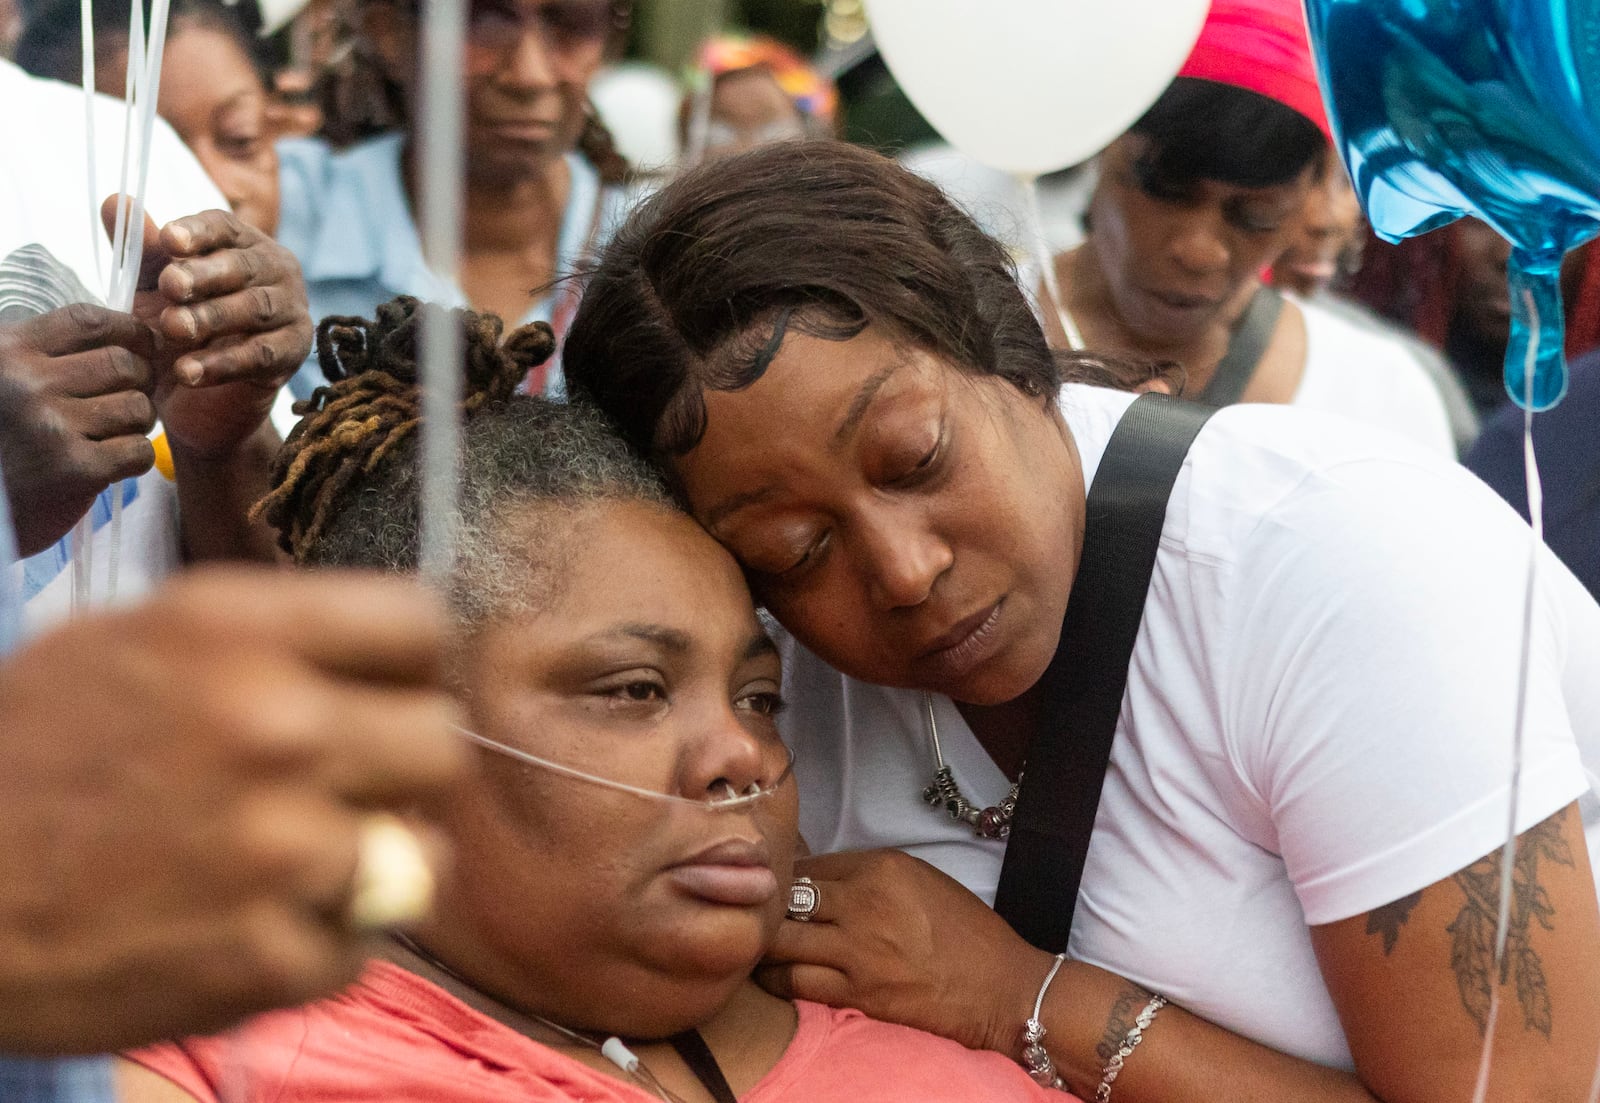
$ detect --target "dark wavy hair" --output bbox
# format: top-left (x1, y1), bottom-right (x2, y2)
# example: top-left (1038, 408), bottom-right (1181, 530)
top-left (1128, 77), bottom-right (1326, 192)
top-left (562, 140), bottom-right (1157, 461)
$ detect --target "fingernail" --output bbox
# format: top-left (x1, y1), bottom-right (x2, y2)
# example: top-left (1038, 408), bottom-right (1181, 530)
top-left (169, 225), bottom-right (193, 252)
top-left (169, 268), bottom-right (194, 302)
top-left (176, 358), bottom-right (204, 386)
top-left (173, 308), bottom-right (198, 340)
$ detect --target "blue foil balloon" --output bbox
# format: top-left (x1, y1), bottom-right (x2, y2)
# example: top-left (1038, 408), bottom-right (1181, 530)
top-left (1303, 0), bottom-right (1600, 410)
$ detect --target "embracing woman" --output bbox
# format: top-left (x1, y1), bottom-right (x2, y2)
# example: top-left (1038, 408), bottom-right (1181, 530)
top-left (560, 139), bottom-right (1600, 1102)
top-left (119, 299), bottom-right (1070, 1103)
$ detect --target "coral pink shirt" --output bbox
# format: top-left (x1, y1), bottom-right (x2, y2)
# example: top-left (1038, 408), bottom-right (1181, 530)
top-left (130, 961), bottom-right (1070, 1102)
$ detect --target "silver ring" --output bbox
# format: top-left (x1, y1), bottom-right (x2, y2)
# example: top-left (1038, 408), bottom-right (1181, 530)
top-left (786, 876), bottom-right (821, 922)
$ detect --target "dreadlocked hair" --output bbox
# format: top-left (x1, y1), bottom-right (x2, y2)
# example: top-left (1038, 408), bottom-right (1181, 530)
top-left (253, 295), bottom-right (555, 560)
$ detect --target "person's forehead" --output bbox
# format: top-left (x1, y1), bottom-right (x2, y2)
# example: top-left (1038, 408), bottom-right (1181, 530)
top-left (159, 26), bottom-right (259, 97)
top-left (545, 503), bottom-right (752, 619)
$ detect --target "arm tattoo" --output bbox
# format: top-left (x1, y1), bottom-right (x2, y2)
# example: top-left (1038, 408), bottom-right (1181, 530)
top-left (1095, 983), bottom-right (1155, 1063)
top-left (1360, 807), bottom-right (1574, 1037)
top-left (1367, 890), bottom-right (1423, 955)
top-left (1447, 806), bottom-right (1574, 1037)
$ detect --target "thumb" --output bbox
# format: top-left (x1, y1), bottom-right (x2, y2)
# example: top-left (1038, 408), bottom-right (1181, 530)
top-left (100, 195), bottom-right (168, 291)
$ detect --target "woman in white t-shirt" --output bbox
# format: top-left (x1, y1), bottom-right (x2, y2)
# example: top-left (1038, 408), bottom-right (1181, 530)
top-left (1038, 0), bottom-right (1454, 458)
top-left (561, 137), bottom-right (1600, 1103)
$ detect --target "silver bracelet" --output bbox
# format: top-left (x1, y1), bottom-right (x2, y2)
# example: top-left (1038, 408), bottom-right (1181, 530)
top-left (1094, 992), bottom-right (1167, 1103)
top-left (1020, 952), bottom-right (1069, 1090)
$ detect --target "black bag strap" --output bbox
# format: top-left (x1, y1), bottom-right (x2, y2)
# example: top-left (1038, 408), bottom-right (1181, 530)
top-left (667, 1030), bottom-right (738, 1103)
top-left (992, 392), bottom-right (1216, 953)
top-left (1195, 285), bottom-right (1284, 408)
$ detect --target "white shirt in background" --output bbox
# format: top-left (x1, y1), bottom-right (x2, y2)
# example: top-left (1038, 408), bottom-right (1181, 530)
top-left (1291, 292), bottom-right (1456, 457)
top-left (0, 58), bottom-right (226, 631)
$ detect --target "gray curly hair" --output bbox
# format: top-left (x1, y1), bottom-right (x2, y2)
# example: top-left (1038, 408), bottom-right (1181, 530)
top-left (299, 397), bottom-right (672, 628)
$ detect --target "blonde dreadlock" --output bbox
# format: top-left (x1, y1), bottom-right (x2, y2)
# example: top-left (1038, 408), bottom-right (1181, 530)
top-left (254, 295), bottom-right (555, 559)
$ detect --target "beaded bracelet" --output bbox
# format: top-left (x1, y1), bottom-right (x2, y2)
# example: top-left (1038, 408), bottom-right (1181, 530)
top-left (1020, 953), bottom-right (1069, 1090)
top-left (1094, 992), bottom-right (1167, 1103)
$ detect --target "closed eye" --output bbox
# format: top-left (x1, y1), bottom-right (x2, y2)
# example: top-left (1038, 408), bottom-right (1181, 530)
top-left (1231, 214), bottom-right (1282, 235)
top-left (218, 135), bottom-right (264, 160)
top-left (777, 531), bottom-right (830, 579)
top-left (891, 439), bottom-right (942, 486)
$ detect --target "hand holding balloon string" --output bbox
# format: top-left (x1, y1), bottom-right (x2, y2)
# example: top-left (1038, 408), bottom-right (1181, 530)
top-left (109, 199), bottom-right (312, 461)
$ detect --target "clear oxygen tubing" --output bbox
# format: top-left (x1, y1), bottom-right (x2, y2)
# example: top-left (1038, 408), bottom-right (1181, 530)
top-left (453, 724), bottom-right (796, 812)
top-left (388, 930), bottom-right (696, 1103)
top-left (1018, 170), bottom-right (1084, 351)
top-left (1469, 287), bottom-right (1546, 1103)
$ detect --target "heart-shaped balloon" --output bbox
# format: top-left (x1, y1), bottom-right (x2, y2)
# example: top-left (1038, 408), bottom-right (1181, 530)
top-left (1304, 0), bottom-right (1600, 409)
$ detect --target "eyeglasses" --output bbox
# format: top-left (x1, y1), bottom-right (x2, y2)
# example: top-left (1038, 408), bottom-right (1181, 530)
top-left (451, 0), bottom-right (624, 65)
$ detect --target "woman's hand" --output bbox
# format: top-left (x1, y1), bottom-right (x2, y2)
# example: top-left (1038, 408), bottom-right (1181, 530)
top-left (756, 847), bottom-right (1054, 1055)
top-left (0, 304), bottom-right (157, 555)
top-left (108, 201), bottom-right (311, 460)
top-left (0, 568), bottom-right (463, 1054)
top-left (757, 847), bottom-right (1381, 1103)
top-left (102, 201), bottom-right (312, 561)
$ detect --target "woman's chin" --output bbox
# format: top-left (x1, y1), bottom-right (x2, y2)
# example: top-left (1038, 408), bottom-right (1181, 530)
top-left (653, 913), bottom-right (771, 980)
top-left (565, 959), bottom-right (757, 1041)
top-left (464, 143), bottom-right (562, 189)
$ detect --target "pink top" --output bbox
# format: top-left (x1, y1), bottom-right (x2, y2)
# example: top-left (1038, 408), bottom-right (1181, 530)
top-left (130, 961), bottom-right (1073, 1102)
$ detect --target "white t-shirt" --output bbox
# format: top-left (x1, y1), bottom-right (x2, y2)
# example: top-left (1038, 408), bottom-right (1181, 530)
top-left (778, 384), bottom-right (1600, 1070)
top-left (0, 59), bottom-right (226, 631)
top-left (1292, 294), bottom-right (1455, 457)
top-left (1023, 273), bottom-right (1455, 459)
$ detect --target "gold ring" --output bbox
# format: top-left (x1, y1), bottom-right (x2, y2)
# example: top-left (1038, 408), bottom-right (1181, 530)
top-left (347, 815), bottom-right (435, 931)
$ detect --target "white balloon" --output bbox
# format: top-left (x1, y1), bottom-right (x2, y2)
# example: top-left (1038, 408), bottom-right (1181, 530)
top-left (865, 0), bottom-right (1210, 175)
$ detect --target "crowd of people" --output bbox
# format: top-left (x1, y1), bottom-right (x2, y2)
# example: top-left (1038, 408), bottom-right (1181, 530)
top-left (2, 0), bottom-right (1598, 1101)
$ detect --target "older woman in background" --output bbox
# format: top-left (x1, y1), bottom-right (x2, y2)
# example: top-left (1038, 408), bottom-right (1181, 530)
top-left (277, 0), bottom-right (633, 399)
top-left (1044, 0), bottom-right (1454, 454)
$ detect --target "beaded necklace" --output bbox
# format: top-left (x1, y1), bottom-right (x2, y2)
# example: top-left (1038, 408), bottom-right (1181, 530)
top-left (920, 692), bottom-right (1021, 839)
